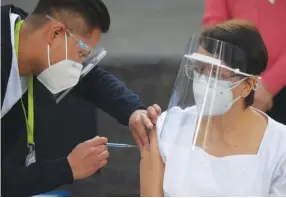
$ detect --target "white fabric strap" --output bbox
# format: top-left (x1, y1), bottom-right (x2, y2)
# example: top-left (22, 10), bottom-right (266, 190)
top-left (47, 32), bottom-right (68, 67)
top-left (65, 32), bottom-right (68, 59)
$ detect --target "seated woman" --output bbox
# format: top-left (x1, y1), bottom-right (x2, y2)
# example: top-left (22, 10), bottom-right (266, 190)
top-left (140, 19), bottom-right (286, 197)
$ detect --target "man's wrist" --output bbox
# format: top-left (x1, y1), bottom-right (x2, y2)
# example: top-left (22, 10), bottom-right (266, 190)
top-left (128, 106), bottom-right (147, 118)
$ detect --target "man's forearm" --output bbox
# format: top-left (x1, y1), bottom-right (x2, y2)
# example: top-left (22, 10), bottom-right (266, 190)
top-left (73, 66), bottom-right (146, 126)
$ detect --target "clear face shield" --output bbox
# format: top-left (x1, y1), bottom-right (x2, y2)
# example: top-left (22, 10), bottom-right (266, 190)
top-left (37, 15), bottom-right (107, 103)
top-left (52, 46), bottom-right (107, 103)
top-left (160, 35), bottom-right (261, 196)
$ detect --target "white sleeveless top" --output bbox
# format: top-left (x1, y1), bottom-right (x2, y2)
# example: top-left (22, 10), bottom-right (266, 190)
top-left (156, 106), bottom-right (286, 196)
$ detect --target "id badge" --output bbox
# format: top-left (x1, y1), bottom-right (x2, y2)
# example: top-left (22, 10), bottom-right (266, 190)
top-left (25, 144), bottom-right (36, 166)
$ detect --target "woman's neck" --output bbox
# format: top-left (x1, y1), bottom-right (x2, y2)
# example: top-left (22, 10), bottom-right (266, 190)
top-left (199, 107), bottom-right (253, 144)
top-left (198, 107), bottom-right (268, 156)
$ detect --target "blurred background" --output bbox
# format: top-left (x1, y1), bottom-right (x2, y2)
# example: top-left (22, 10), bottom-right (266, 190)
top-left (2, 0), bottom-right (203, 56)
top-left (2, 0), bottom-right (204, 196)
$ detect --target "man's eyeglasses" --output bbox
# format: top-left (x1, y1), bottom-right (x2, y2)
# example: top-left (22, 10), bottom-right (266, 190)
top-left (45, 15), bottom-right (91, 57)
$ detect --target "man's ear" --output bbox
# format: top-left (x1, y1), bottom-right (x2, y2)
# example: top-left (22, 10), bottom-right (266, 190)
top-left (241, 77), bottom-right (256, 98)
top-left (47, 24), bottom-right (66, 45)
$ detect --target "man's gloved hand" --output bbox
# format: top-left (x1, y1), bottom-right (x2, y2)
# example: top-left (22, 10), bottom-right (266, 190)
top-left (67, 136), bottom-right (109, 180)
top-left (129, 104), bottom-right (161, 149)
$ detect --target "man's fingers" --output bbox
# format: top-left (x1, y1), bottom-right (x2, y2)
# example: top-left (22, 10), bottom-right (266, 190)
top-left (133, 113), bottom-right (151, 149)
top-left (153, 104), bottom-right (161, 115)
top-left (137, 117), bottom-right (150, 149)
top-left (85, 136), bottom-right (108, 147)
top-left (147, 106), bottom-right (158, 124)
top-left (88, 145), bottom-right (107, 155)
top-left (95, 150), bottom-right (109, 161)
top-left (99, 159), bottom-right (108, 168)
top-left (142, 114), bottom-right (153, 129)
top-left (133, 131), bottom-right (144, 149)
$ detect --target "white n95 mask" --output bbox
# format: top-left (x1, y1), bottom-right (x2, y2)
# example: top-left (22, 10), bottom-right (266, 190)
top-left (193, 72), bottom-right (247, 116)
top-left (37, 32), bottom-right (83, 94)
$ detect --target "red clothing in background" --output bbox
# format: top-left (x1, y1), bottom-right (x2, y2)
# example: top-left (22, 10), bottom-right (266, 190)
top-left (203, 0), bottom-right (286, 95)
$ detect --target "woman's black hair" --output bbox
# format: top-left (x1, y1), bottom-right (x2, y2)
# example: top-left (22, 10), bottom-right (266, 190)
top-left (200, 19), bottom-right (268, 108)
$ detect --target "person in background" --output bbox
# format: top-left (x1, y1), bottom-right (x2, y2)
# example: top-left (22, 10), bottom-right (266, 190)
top-left (1, 0), bottom-right (159, 196)
top-left (202, 0), bottom-right (286, 125)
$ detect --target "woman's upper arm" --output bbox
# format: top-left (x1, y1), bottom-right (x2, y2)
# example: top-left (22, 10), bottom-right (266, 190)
top-left (140, 113), bottom-right (167, 197)
top-left (140, 128), bottom-right (165, 197)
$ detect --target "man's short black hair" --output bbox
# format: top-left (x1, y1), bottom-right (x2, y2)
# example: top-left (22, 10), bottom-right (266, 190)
top-left (201, 19), bottom-right (268, 108)
top-left (31, 0), bottom-right (110, 35)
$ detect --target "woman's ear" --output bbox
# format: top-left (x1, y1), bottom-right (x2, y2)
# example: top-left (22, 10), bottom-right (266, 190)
top-left (241, 77), bottom-right (256, 98)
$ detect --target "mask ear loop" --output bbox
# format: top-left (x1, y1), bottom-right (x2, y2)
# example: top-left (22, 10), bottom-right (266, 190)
top-left (47, 32), bottom-right (68, 67)
top-left (226, 95), bottom-right (242, 109)
top-left (65, 32), bottom-right (68, 60)
top-left (47, 44), bottom-right (51, 67)
top-left (223, 77), bottom-right (246, 108)
top-left (224, 77), bottom-right (248, 91)
top-left (231, 77), bottom-right (248, 89)
top-left (229, 79), bottom-right (258, 108)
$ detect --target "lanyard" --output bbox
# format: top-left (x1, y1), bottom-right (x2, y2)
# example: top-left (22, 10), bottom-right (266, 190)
top-left (21, 77), bottom-right (34, 145)
top-left (15, 20), bottom-right (35, 146)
